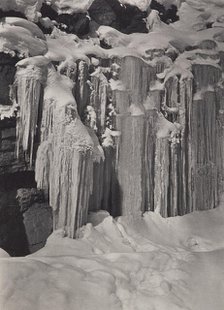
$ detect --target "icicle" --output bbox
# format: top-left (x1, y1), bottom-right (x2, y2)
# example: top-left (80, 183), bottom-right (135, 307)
top-left (116, 114), bottom-right (146, 216)
top-left (154, 136), bottom-right (170, 217)
top-left (99, 73), bottom-right (108, 130)
top-left (35, 65), bottom-right (103, 237)
top-left (179, 77), bottom-right (193, 214)
top-left (15, 64), bottom-right (46, 166)
top-left (76, 60), bottom-right (90, 116)
top-left (89, 68), bottom-right (108, 135)
top-left (35, 140), bottom-right (51, 196)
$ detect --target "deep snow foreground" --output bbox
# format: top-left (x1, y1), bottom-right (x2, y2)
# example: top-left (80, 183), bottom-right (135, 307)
top-left (1, 203), bottom-right (224, 310)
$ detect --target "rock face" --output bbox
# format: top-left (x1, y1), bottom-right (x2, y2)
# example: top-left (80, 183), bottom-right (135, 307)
top-left (0, 45), bottom-right (52, 256)
top-left (0, 53), bottom-right (18, 106)
top-left (22, 202), bottom-right (53, 253)
top-left (39, 0), bottom-right (149, 35)
top-left (89, 0), bottom-right (148, 34)
top-left (150, 0), bottom-right (179, 24)
top-left (38, 0), bottom-right (179, 36)
top-left (0, 170), bottom-right (52, 256)
top-left (0, 6), bottom-right (224, 254)
top-left (0, 121), bottom-right (52, 256)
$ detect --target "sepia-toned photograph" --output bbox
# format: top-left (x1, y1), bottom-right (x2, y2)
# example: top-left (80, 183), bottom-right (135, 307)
top-left (0, 0), bottom-right (224, 309)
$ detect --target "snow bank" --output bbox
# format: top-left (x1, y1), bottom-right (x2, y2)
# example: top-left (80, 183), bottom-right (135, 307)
top-left (1, 204), bottom-right (224, 309)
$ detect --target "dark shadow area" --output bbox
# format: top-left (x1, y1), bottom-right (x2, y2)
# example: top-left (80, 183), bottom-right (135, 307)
top-left (40, 2), bottom-right (58, 20)
top-left (40, 2), bottom-right (90, 36)
top-left (0, 9), bottom-right (26, 19)
top-left (206, 22), bottom-right (213, 29)
top-left (150, 0), bottom-right (179, 24)
top-left (0, 171), bottom-right (37, 256)
top-left (57, 13), bottom-right (90, 35)
top-left (101, 147), bottom-right (123, 217)
top-left (110, 175), bottom-right (123, 217)
top-left (89, 0), bottom-right (148, 34)
top-left (0, 53), bottom-right (19, 106)
top-left (0, 214), bottom-right (30, 256)
top-left (0, 171), bottom-right (37, 189)
top-left (100, 39), bottom-right (112, 49)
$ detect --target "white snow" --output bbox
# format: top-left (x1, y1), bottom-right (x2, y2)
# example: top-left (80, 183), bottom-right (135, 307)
top-left (16, 56), bottom-right (51, 67)
top-left (0, 248), bottom-right (10, 258)
top-left (174, 0), bottom-right (224, 32)
top-left (0, 103), bottom-right (18, 120)
top-left (45, 29), bottom-right (106, 63)
top-left (1, 1), bottom-right (224, 309)
top-left (156, 113), bottom-right (180, 138)
top-left (109, 79), bottom-right (125, 91)
top-left (129, 104), bottom-right (145, 116)
top-left (119, 0), bottom-right (151, 11)
top-left (3, 17), bottom-right (45, 40)
top-left (50, 0), bottom-right (94, 14)
top-left (86, 105), bottom-right (97, 130)
top-left (1, 203), bottom-right (224, 309)
top-left (102, 127), bottom-right (121, 147)
top-left (0, 19), bottom-right (47, 57)
top-left (97, 24), bottom-right (195, 60)
top-left (43, 64), bottom-right (77, 111)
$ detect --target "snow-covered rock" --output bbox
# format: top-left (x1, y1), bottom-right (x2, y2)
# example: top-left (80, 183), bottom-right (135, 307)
top-left (0, 0), bottom-right (43, 21)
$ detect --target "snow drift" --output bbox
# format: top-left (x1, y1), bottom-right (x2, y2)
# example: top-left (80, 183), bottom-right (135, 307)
top-left (1, 203), bottom-right (224, 309)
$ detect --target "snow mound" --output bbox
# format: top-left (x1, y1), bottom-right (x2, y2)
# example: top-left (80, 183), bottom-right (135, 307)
top-left (1, 205), bottom-right (224, 310)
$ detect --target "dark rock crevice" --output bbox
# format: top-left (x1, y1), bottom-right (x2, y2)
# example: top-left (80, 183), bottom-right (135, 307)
top-left (150, 0), bottom-right (179, 24)
top-left (0, 170), bottom-right (52, 256)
